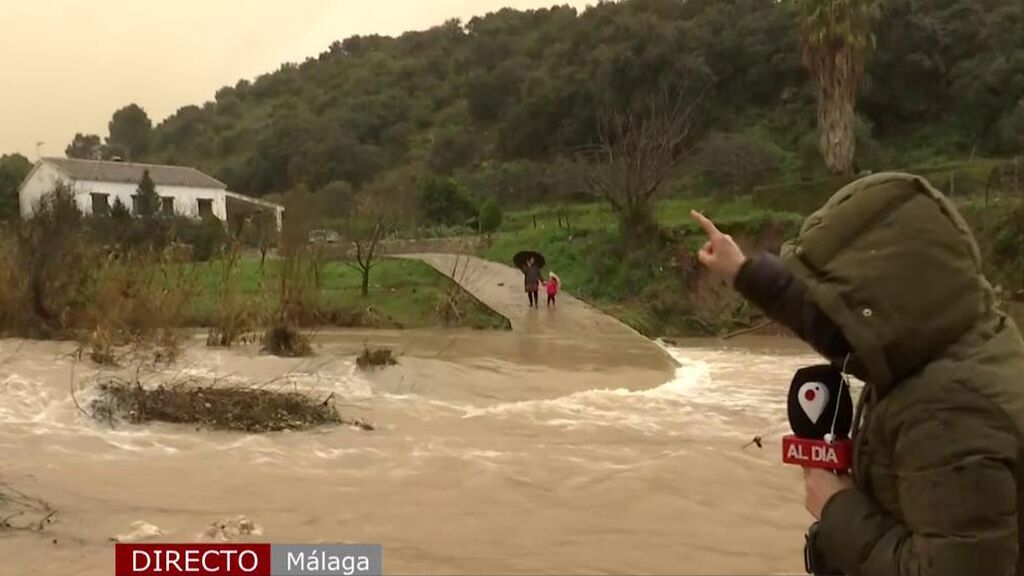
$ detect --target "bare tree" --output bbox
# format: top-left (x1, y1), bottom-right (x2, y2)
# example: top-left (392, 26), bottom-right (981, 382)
top-left (344, 171), bottom-right (418, 297)
top-left (437, 255), bottom-right (474, 325)
top-left (272, 186), bottom-right (318, 331)
top-left (240, 211), bottom-right (279, 269)
top-left (577, 90), bottom-right (703, 240)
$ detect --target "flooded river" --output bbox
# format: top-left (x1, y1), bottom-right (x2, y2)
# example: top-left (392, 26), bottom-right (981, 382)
top-left (0, 330), bottom-right (822, 575)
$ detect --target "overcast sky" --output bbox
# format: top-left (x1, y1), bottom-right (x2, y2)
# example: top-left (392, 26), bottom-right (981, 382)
top-left (0, 0), bottom-right (592, 158)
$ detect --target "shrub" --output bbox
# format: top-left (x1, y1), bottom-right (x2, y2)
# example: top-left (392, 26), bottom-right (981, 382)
top-left (798, 132), bottom-right (827, 180)
top-left (979, 202), bottom-right (1024, 292)
top-left (995, 100), bottom-right (1024, 155)
top-left (0, 184), bottom-right (201, 349)
top-left (206, 247), bottom-right (267, 347)
top-left (854, 117), bottom-right (888, 172)
top-left (262, 324), bottom-right (312, 357)
top-left (0, 185), bottom-right (99, 336)
top-left (182, 216), bottom-right (229, 262)
top-left (796, 118), bottom-right (888, 179)
top-left (913, 160), bottom-right (1006, 199)
top-left (478, 199), bottom-right (503, 234)
top-left (696, 133), bottom-right (783, 197)
top-left (90, 207), bottom-right (177, 255)
top-left (239, 212), bottom-right (279, 266)
top-left (252, 187), bottom-right (320, 357)
top-left (420, 177), bottom-right (477, 227)
top-left (93, 249), bottom-right (197, 331)
top-left (356, 346), bottom-right (397, 369)
top-left (751, 175), bottom-right (856, 214)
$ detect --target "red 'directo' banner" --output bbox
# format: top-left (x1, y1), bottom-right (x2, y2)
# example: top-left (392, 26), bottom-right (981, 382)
top-left (114, 544), bottom-right (272, 576)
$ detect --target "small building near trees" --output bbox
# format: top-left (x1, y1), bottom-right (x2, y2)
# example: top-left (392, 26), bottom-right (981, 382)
top-left (18, 157), bottom-right (282, 230)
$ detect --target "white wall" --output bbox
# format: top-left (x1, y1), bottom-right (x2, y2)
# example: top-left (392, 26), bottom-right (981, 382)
top-left (18, 162), bottom-right (65, 217)
top-left (70, 180), bottom-right (227, 220)
top-left (18, 162), bottom-right (226, 220)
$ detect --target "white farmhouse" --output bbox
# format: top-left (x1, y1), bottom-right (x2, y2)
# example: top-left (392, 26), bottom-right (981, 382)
top-left (18, 157), bottom-right (282, 230)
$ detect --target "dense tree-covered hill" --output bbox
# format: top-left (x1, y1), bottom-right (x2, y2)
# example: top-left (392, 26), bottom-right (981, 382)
top-left (89, 0), bottom-right (1024, 203)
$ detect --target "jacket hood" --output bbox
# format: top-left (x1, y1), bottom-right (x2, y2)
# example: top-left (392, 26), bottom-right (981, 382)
top-left (781, 173), bottom-right (995, 393)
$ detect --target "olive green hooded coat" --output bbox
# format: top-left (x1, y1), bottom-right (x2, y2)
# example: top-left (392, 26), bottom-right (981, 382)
top-left (782, 173), bottom-right (1024, 575)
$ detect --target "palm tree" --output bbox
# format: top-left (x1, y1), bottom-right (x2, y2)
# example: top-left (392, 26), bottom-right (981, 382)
top-left (798, 0), bottom-right (881, 175)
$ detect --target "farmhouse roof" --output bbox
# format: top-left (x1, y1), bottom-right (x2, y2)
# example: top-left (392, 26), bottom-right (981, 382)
top-left (43, 157), bottom-right (227, 189)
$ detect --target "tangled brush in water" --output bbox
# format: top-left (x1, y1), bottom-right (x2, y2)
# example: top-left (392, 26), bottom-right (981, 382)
top-left (0, 482), bottom-right (57, 532)
top-left (89, 377), bottom-right (373, 433)
top-left (356, 346), bottom-right (398, 369)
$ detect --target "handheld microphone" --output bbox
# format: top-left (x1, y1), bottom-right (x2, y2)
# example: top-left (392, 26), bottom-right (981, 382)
top-left (782, 365), bottom-right (853, 471)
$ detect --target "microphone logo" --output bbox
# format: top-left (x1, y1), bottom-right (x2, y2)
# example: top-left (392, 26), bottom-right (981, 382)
top-left (797, 382), bottom-right (828, 424)
top-left (782, 365), bottom-right (853, 471)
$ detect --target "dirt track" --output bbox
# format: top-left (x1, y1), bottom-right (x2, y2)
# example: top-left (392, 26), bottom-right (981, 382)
top-left (400, 253), bottom-right (678, 376)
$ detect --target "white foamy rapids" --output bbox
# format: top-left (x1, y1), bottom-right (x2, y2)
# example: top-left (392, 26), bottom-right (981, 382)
top-left (663, 347), bottom-right (813, 407)
top-left (457, 346), bottom-right (813, 439)
top-left (0, 341), bottom-right (817, 458)
top-left (459, 362), bottom-right (702, 433)
top-left (0, 360), bottom-right (380, 457)
top-left (0, 374), bottom-right (58, 425)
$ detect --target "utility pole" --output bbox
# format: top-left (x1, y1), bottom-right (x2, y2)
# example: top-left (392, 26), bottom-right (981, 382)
top-left (35, 141), bottom-right (45, 160)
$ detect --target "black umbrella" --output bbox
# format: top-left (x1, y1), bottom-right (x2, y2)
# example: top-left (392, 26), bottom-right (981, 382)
top-left (513, 250), bottom-right (546, 269)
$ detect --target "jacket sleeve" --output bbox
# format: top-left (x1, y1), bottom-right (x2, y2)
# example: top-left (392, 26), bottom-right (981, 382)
top-left (733, 252), bottom-right (851, 362)
top-left (816, 386), bottom-right (1019, 576)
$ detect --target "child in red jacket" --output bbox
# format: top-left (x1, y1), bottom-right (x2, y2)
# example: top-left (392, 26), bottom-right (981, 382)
top-left (544, 272), bottom-right (560, 307)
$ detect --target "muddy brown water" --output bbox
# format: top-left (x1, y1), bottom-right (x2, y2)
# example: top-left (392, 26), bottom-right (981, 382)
top-left (0, 330), bottom-right (823, 575)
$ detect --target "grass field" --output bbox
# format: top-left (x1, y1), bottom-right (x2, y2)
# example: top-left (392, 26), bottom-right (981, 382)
top-left (201, 181), bottom-right (1022, 338)
top-left (493, 196), bottom-right (804, 269)
top-left (484, 177), bottom-right (1024, 336)
top-left (481, 196), bottom-right (803, 336)
top-left (188, 258), bottom-right (510, 330)
top-left (499, 196), bottom-right (801, 234)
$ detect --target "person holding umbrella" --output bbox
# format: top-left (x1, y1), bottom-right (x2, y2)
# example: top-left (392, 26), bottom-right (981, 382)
top-left (524, 257), bottom-right (542, 308)
top-left (514, 251), bottom-right (545, 308)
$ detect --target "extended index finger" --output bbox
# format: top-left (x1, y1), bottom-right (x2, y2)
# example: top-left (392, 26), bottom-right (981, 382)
top-left (690, 210), bottom-right (722, 238)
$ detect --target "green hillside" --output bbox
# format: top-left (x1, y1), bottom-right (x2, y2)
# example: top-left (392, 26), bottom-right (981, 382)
top-left (86, 0), bottom-right (1023, 203)
top-left (22, 0), bottom-right (1023, 338)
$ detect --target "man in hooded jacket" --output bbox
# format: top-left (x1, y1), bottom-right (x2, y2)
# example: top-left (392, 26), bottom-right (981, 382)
top-left (694, 173), bottom-right (1024, 575)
